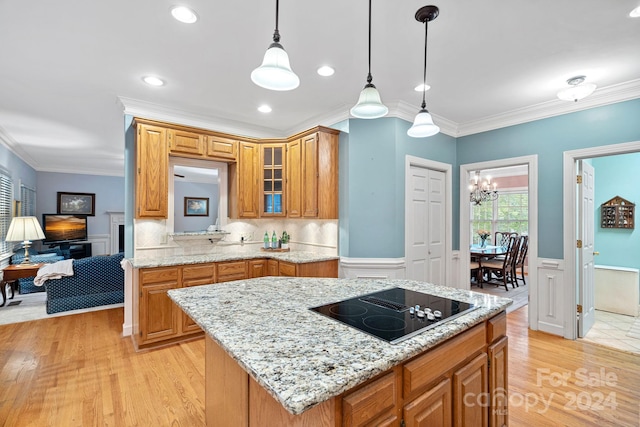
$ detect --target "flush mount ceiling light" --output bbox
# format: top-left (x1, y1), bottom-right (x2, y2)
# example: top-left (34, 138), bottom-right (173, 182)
top-left (251, 0), bottom-right (299, 91)
top-left (317, 65), bottom-right (335, 77)
top-left (350, 0), bottom-right (388, 119)
top-left (142, 76), bottom-right (165, 86)
top-left (407, 5), bottom-right (440, 138)
top-left (557, 75), bottom-right (597, 102)
top-left (170, 6), bottom-right (198, 23)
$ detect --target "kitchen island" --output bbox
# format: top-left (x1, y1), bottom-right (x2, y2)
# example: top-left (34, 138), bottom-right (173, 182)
top-left (169, 278), bottom-right (512, 426)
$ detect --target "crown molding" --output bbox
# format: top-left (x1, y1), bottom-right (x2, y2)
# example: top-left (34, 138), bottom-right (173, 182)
top-left (456, 79), bottom-right (640, 137)
top-left (117, 97), bottom-right (286, 139)
top-left (0, 126), bottom-right (41, 170)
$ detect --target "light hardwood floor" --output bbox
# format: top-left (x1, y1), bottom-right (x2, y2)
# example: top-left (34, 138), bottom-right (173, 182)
top-left (1, 307), bottom-right (638, 426)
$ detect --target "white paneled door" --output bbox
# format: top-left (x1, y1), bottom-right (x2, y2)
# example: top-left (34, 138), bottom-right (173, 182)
top-left (578, 160), bottom-right (595, 337)
top-left (407, 165), bottom-right (445, 285)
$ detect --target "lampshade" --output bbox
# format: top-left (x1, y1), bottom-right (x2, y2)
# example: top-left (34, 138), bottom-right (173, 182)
top-left (5, 216), bottom-right (45, 242)
top-left (350, 84), bottom-right (389, 119)
top-left (407, 109), bottom-right (440, 138)
top-left (251, 0), bottom-right (299, 91)
top-left (557, 76), bottom-right (597, 102)
top-left (407, 5), bottom-right (440, 138)
top-left (251, 42), bottom-right (300, 91)
top-left (351, 0), bottom-right (388, 119)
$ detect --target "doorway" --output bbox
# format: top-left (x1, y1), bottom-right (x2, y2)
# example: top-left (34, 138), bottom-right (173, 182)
top-left (563, 140), bottom-right (640, 341)
top-left (569, 149), bottom-right (640, 354)
top-left (460, 155), bottom-right (538, 330)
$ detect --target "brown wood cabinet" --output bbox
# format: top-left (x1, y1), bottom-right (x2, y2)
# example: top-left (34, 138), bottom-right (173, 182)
top-left (205, 312), bottom-right (508, 426)
top-left (286, 138), bottom-right (302, 218)
top-left (134, 258), bottom-right (338, 350)
top-left (260, 143), bottom-right (286, 217)
top-left (135, 121), bottom-right (169, 218)
top-left (168, 128), bottom-right (204, 156)
top-left (181, 263), bottom-right (215, 333)
top-left (231, 142), bottom-right (260, 218)
top-left (206, 135), bottom-right (237, 161)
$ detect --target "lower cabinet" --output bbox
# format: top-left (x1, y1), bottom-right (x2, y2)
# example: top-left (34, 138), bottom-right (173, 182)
top-left (133, 258), bottom-right (338, 350)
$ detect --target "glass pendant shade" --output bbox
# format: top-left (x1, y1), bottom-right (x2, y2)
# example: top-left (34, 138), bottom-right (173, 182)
top-left (251, 42), bottom-right (300, 91)
top-left (407, 109), bottom-right (440, 138)
top-left (350, 84), bottom-right (389, 119)
top-left (557, 82), bottom-right (597, 102)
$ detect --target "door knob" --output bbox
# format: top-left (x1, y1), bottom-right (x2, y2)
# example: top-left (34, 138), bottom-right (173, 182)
top-left (593, 251), bottom-right (600, 256)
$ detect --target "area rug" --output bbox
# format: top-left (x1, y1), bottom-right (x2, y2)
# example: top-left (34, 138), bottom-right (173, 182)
top-left (0, 293), bottom-right (123, 326)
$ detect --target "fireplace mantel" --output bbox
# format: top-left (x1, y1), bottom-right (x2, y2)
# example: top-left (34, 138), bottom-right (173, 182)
top-left (108, 211), bottom-right (124, 254)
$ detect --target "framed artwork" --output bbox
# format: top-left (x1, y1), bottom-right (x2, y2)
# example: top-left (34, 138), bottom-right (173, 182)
top-left (57, 192), bottom-right (95, 216)
top-left (184, 197), bottom-right (209, 216)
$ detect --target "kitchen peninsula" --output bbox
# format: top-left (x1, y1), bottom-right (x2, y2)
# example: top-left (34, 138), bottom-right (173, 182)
top-left (169, 278), bottom-right (512, 426)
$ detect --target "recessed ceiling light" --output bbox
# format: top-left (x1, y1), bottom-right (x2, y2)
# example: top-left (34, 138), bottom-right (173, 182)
top-left (630, 6), bottom-right (640, 17)
top-left (258, 105), bottom-right (272, 113)
top-left (317, 66), bottom-right (335, 77)
top-left (142, 76), bottom-right (165, 86)
top-left (414, 83), bottom-right (431, 92)
top-left (171, 6), bottom-right (198, 23)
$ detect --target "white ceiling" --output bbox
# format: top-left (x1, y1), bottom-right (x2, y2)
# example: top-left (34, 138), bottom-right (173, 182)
top-left (1, 0), bottom-right (639, 177)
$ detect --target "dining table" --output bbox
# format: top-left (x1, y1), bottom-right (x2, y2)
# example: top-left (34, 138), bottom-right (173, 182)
top-left (470, 244), bottom-right (508, 259)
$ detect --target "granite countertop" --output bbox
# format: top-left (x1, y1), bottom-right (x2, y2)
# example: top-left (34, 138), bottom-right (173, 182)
top-left (127, 251), bottom-right (339, 269)
top-left (168, 278), bottom-right (512, 415)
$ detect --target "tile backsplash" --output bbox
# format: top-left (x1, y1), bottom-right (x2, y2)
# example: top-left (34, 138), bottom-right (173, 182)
top-left (134, 218), bottom-right (338, 259)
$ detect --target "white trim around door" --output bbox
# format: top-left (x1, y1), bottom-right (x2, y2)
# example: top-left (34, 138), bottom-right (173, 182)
top-left (460, 155), bottom-right (539, 331)
top-left (562, 140), bottom-right (640, 339)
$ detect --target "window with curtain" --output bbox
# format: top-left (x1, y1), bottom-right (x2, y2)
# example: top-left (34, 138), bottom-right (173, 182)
top-left (20, 184), bottom-right (36, 216)
top-left (0, 169), bottom-right (13, 257)
top-left (470, 189), bottom-right (528, 245)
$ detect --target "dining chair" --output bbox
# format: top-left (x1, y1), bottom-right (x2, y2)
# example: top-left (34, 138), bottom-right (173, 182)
top-left (470, 258), bottom-right (483, 288)
top-left (481, 235), bottom-right (520, 291)
top-left (513, 235), bottom-right (529, 286)
top-left (494, 231), bottom-right (518, 249)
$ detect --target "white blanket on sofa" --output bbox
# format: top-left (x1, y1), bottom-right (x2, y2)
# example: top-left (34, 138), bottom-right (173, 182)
top-left (34, 259), bottom-right (74, 287)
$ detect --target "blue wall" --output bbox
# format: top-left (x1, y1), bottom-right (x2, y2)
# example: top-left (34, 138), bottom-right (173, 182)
top-left (174, 181), bottom-right (219, 232)
top-left (36, 172), bottom-right (125, 237)
top-left (457, 98), bottom-right (640, 259)
top-left (0, 142), bottom-right (37, 206)
top-left (593, 153), bottom-right (640, 270)
top-left (339, 118), bottom-right (456, 257)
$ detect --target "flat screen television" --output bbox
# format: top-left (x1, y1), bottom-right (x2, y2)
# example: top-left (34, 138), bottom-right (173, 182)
top-left (42, 214), bottom-right (88, 245)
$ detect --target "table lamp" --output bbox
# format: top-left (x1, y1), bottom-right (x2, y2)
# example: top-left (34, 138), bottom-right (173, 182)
top-left (5, 216), bottom-right (46, 265)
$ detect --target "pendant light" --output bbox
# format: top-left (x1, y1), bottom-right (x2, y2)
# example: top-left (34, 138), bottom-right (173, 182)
top-left (350, 0), bottom-right (388, 119)
top-left (251, 0), bottom-right (299, 91)
top-left (407, 5), bottom-right (440, 138)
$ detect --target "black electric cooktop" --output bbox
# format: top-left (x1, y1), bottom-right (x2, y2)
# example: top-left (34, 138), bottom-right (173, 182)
top-left (310, 287), bottom-right (477, 344)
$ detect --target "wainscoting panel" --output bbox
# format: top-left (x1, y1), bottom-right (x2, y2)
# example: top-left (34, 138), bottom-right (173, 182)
top-left (537, 258), bottom-right (565, 337)
top-left (339, 258), bottom-right (406, 279)
top-left (87, 234), bottom-right (109, 256)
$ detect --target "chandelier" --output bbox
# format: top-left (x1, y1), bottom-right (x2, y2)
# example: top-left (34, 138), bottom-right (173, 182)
top-left (469, 171), bottom-right (498, 206)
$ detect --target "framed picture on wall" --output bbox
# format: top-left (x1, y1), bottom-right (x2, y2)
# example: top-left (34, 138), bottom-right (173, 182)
top-left (184, 197), bottom-right (209, 216)
top-left (57, 192), bottom-right (95, 216)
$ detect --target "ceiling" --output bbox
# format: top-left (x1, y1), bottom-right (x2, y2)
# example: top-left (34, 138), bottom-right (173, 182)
top-left (1, 0), bottom-right (639, 177)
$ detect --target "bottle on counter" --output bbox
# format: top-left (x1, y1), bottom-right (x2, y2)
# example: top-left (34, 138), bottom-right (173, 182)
top-left (263, 232), bottom-right (270, 249)
top-left (271, 231), bottom-right (278, 249)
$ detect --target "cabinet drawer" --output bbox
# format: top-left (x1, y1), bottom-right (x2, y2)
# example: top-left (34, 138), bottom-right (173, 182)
top-left (278, 262), bottom-right (296, 277)
top-left (217, 261), bottom-right (247, 283)
top-left (140, 267), bottom-right (179, 285)
top-left (183, 264), bottom-right (216, 281)
top-left (487, 311), bottom-right (507, 343)
top-left (343, 371), bottom-right (397, 427)
top-left (404, 323), bottom-right (486, 398)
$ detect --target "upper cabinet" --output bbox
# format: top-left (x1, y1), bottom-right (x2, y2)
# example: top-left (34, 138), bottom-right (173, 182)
top-left (260, 143), bottom-right (286, 217)
top-left (133, 118), bottom-right (339, 220)
top-left (206, 135), bottom-right (237, 161)
top-left (136, 121), bottom-right (169, 218)
top-left (168, 128), bottom-right (204, 157)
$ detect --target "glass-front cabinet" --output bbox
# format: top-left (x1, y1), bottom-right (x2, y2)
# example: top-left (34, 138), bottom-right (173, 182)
top-left (261, 144), bottom-right (286, 216)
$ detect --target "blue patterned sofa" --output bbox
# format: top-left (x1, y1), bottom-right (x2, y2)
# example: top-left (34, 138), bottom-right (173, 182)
top-left (43, 253), bottom-right (125, 314)
top-left (11, 248), bottom-right (65, 294)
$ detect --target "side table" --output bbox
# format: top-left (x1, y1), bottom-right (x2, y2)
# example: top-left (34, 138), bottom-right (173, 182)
top-left (1, 263), bottom-right (44, 307)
